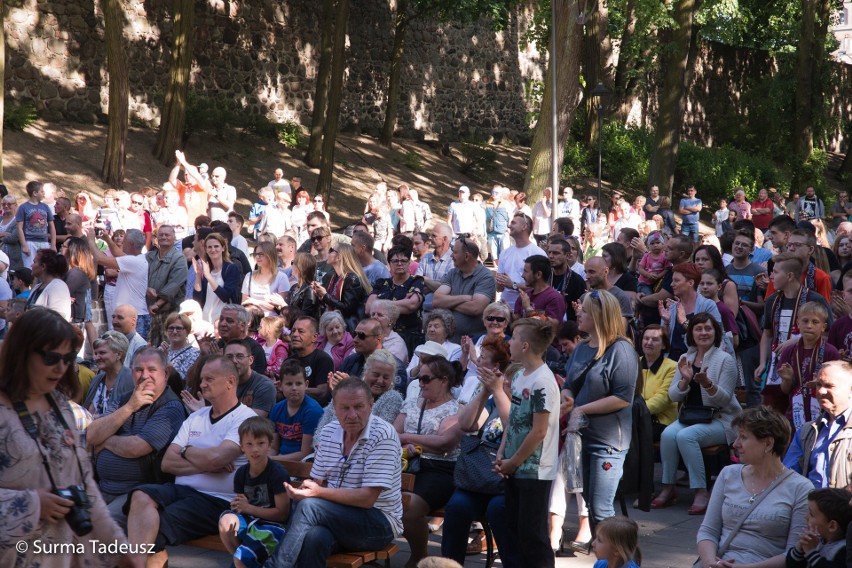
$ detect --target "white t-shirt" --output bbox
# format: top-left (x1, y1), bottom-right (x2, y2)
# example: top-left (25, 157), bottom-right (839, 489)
top-left (268, 179), bottom-right (292, 194)
top-left (173, 403), bottom-right (257, 501)
top-left (203, 269), bottom-right (226, 323)
top-left (208, 184), bottom-right (236, 222)
top-left (231, 235), bottom-right (249, 254)
top-left (496, 241), bottom-right (546, 307)
top-left (0, 277), bottom-right (14, 332)
top-left (531, 200), bottom-right (552, 235)
top-left (241, 270), bottom-right (291, 315)
top-left (116, 254), bottom-right (149, 315)
top-left (448, 201), bottom-right (477, 235)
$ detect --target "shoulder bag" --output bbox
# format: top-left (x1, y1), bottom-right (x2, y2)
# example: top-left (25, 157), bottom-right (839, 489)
top-left (403, 402), bottom-right (426, 473)
top-left (454, 423), bottom-right (504, 495)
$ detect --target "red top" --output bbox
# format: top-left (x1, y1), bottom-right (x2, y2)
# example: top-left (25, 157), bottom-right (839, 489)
top-left (751, 198), bottom-right (774, 230)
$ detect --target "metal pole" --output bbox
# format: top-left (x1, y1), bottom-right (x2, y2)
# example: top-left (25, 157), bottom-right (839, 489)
top-left (597, 100), bottom-right (602, 207)
top-left (550, 0), bottom-right (559, 228)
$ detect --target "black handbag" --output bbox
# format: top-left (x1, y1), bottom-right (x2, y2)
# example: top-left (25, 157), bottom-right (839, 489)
top-left (403, 403), bottom-right (426, 473)
top-left (454, 434), bottom-right (504, 495)
top-left (678, 405), bottom-right (718, 426)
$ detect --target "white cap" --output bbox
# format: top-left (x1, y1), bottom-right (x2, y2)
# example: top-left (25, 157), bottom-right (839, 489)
top-left (414, 341), bottom-right (449, 359)
top-left (458, 186), bottom-right (470, 194)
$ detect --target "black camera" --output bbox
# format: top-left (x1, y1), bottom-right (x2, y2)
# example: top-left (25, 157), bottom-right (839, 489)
top-left (55, 485), bottom-right (93, 536)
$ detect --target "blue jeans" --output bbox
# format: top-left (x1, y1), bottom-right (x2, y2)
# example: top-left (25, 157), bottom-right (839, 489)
top-left (660, 419), bottom-right (727, 489)
top-left (136, 314), bottom-right (151, 342)
top-left (440, 489), bottom-right (519, 566)
top-left (681, 222), bottom-right (700, 242)
top-left (581, 442), bottom-right (628, 523)
top-left (487, 231), bottom-right (505, 259)
top-left (265, 498), bottom-right (394, 568)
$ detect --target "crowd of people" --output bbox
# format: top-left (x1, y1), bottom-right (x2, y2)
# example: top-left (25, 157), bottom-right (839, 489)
top-left (2, 157), bottom-right (852, 568)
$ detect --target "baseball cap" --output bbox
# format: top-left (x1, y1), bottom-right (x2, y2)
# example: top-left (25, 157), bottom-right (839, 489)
top-left (414, 341), bottom-right (449, 359)
top-left (458, 186), bottom-right (470, 195)
top-left (198, 163), bottom-right (209, 173)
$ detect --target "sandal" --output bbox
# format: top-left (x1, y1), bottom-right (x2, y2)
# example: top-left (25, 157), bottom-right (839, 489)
top-left (650, 490), bottom-right (678, 509)
top-left (466, 530), bottom-right (486, 555)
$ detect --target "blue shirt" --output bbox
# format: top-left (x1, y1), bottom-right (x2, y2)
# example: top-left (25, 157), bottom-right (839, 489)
top-left (679, 197), bottom-right (702, 224)
top-left (783, 408), bottom-right (851, 487)
top-left (750, 246), bottom-right (773, 265)
top-left (594, 560), bottom-right (640, 568)
top-left (269, 396), bottom-right (323, 455)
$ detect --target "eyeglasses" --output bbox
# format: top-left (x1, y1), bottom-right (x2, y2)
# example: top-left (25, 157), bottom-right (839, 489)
top-left (589, 289), bottom-right (602, 304)
top-left (36, 349), bottom-right (76, 366)
top-left (786, 242), bottom-right (809, 250)
top-left (390, 258), bottom-right (408, 264)
top-left (485, 316), bottom-right (507, 323)
top-left (455, 234), bottom-right (476, 256)
top-left (311, 235), bottom-right (328, 243)
top-left (418, 374), bottom-right (439, 384)
top-left (131, 200), bottom-right (144, 205)
top-left (252, 252), bottom-right (266, 258)
top-left (166, 326), bottom-right (187, 332)
top-left (354, 331), bottom-right (379, 340)
top-left (225, 353), bottom-right (249, 361)
top-left (329, 248), bottom-right (338, 254)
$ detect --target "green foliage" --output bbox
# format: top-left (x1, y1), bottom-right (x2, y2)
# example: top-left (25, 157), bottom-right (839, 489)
top-left (788, 149), bottom-right (830, 194)
top-left (276, 121), bottom-right (303, 149)
top-left (415, 0), bottom-right (519, 30)
top-left (457, 137), bottom-right (498, 180)
top-left (561, 140), bottom-right (592, 182)
top-left (524, 80), bottom-right (545, 128)
top-left (675, 142), bottom-right (788, 204)
top-left (599, 121), bottom-right (653, 189)
top-left (5, 100), bottom-right (38, 131)
top-left (396, 149), bottom-right (424, 171)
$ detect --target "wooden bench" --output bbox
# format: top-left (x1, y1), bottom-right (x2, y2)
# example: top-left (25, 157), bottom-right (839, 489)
top-left (185, 459), bottom-right (407, 568)
top-left (652, 441), bottom-right (731, 487)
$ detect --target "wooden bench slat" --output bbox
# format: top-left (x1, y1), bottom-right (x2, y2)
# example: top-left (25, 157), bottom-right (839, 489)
top-left (326, 553), bottom-right (364, 568)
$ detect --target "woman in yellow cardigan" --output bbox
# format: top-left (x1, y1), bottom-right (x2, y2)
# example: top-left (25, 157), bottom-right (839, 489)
top-left (639, 324), bottom-right (678, 441)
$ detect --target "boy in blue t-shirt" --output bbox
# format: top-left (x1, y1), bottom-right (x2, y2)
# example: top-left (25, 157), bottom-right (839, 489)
top-left (269, 359), bottom-right (323, 462)
top-left (15, 180), bottom-right (55, 269)
top-left (218, 416), bottom-right (290, 568)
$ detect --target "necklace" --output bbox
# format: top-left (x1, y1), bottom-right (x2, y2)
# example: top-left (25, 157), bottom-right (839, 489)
top-left (745, 465), bottom-right (784, 504)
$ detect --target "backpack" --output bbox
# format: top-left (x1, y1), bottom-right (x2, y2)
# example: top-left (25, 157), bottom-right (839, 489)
top-left (485, 207), bottom-right (495, 233)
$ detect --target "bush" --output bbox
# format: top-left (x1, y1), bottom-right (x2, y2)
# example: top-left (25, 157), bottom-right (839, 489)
top-left (600, 122), bottom-right (653, 189)
top-left (5, 101), bottom-right (38, 131)
top-left (276, 120), bottom-right (303, 149)
top-left (675, 142), bottom-right (788, 205)
top-left (787, 149), bottom-right (829, 195)
top-left (457, 138), bottom-right (498, 180)
top-left (561, 139), bottom-right (592, 182)
top-left (397, 149), bottom-right (423, 171)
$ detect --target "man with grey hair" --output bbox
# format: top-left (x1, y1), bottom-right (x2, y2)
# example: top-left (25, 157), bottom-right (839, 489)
top-left (90, 227), bottom-right (151, 339)
top-left (337, 318), bottom-right (408, 394)
top-left (198, 304), bottom-right (268, 375)
top-left (207, 167), bottom-right (236, 222)
top-left (416, 222), bottom-right (454, 314)
top-left (112, 304), bottom-right (149, 367)
top-left (352, 230), bottom-right (390, 286)
top-left (146, 224), bottom-right (188, 347)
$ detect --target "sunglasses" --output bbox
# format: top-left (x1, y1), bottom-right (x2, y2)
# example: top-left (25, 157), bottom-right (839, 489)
top-left (485, 316), bottom-right (507, 323)
top-left (314, 199), bottom-right (323, 203)
top-left (418, 374), bottom-right (439, 384)
top-left (166, 326), bottom-right (187, 332)
top-left (131, 200), bottom-right (144, 205)
top-left (36, 349), bottom-right (76, 366)
top-left (354, 331), bottom-right (378, 340)
top-left (311, 235), bottom-right (328, 242)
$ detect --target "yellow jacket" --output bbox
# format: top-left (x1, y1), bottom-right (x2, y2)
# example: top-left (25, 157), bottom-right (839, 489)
top-left (641, 355), bottom-right (678, 425)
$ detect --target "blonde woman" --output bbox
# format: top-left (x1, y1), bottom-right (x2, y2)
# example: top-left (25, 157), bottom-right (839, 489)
top-left (242, 241), bottom-right (290, 315)
top-left (562, 290), bottom-right (638, 526)
top-left (312, 243), bottom-right (371, 332)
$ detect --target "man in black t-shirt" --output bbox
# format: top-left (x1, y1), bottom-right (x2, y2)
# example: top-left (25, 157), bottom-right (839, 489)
top-left (547, 237), bottom-right (586, 321)
top-left (285, 316), bottom-right (335, 404)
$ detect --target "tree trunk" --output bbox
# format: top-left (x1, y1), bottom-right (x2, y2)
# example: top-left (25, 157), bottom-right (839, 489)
top-left (101, 0), bottom-right (129, 187)
top-left (379, 0), bottom-right (409, 148)
top-left (612, 0), bottom-right (643, 122)
top-left (315, 0), bottom-right (350, 198)
top-left (793, 0), bottom-right (817, 166)
top-left (647, 0), bottom-right (702, 199)
top-left (153, 0), bottom-right (194, 166)
top-left (305, 0), bottom-right (336, 167)
top-left (841, 146), bottom-right (852, 178)
top-left (522, 0), bottom-right (583, 202)
top-left (582, 0), bottom-right (613, 149)
top-left (0, 0), bottom-right (5, 184)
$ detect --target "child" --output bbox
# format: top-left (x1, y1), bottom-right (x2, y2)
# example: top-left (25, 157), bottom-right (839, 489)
top-left (218, 416), bottom-right (291, 568)
top-left (827, 271), bottom-right (852, 355)
top-left (714, 198), bottom-right (730, 236)
top-left (228, 212), bottom-right (249, 254)
top-left (697, 269), bottom-right (740, 352)
top-left (496, 317), bottom-right (560, 567)
top-left (776, 301), bottom-right (840, 432)
top-left (592, 516), bottom-right (641, 568)
top-left (247, 188), bottom-right (273, 240)
top-left (11, 268), bottom-right (33, 299)
top-left (637, 232), bottom-right (670, 295)
top-left (16, 180), bottom-right (56, 269)
top-left (785, 488), bottom-right (852, 568)
top-left (259, 316), bottom-right (289, 379)
top-left (268, 359), bottom-right (323, 462)
top-left (720, 209), bottom-right (736, 235)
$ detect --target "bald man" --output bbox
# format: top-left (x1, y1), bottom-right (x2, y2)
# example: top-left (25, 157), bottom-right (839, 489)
top-left (207, 167), bottom-right (236, 222)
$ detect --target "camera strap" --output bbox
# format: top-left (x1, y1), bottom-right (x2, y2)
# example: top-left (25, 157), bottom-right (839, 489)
top-left (14, 394), bottom-right (86, 490)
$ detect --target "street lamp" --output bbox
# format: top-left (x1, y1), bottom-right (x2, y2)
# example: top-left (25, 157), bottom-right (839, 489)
top-left (590, 82), bottom-right (610, 207)
top-left (549, 0), bottom-right (559, 228)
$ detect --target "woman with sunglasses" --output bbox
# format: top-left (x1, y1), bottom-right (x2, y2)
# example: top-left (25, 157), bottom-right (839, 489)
top-left (368, 245), bottom-right (426, 354)
top-left (0, 309), bottom-right (131, 567)
top-left (161, 312), bottom-right (200, 380)
top-left (83, 330), bottom-right (133, 417)
top-left (74, 190), bottom-right (97, 231)
top-left (312, 194), bottom-right (330, 222)
top-left (192, 233), bottom-right (241, 324)
top-left (457, 302), bottom-right (511, 403)
top-left (312, 244), bottom-right (371, 332)
top-left (395, 356), bottom-right (464, 568)
top-left (242, 241), bottom-right (290, 316)
top-left (287, 252), bottom-right (322, 321)
top-left (27, 249), bottom-right (73, 322)
top-left (0, 194), bottom-right (23, 270)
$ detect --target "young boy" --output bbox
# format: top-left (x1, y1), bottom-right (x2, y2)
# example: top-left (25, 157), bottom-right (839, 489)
top-left (714, 198), bottom-right (730, 236)
top-left (16, 180), bottom-right (56, 269)
top-left (11, 268), bottom-right (33, 299)
top-left (218, 416), bottom-right (291, 568)
top-left (497, 317), bottom-right (560, 568)
top-left (637, 232), bottom-right (670, 295)
top-left (227, 212), bottom-right (249, 254)
top-left (776, 301), bottom-right (840, 432)
top-left (827, 270), bottom-right (852, 355)
top-left (247, 188), bottom-right (273, 240)
top-left (785, 488), bottom-right (852, 568)
top-left (268, 359), bottom-right (323, 462)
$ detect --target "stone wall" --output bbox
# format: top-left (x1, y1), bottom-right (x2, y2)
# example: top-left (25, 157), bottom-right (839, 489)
top-left (3, 0), bottom-right (544, 141)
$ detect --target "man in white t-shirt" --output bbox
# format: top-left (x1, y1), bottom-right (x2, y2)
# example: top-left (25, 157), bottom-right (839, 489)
top-left (207, 167), bottom-right (237, 223)
top-left (90, 228), bottom-right (151, 339)
top-left (495, 212), bottom-right (546, 308)
top-left (124, 356), bottom-right (256, 568)
top-left (447, 186), bottom-right (477, 237)
top-left (268, 168), bottom-right (292, 195)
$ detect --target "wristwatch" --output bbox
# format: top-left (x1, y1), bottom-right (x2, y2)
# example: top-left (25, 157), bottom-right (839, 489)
top-left (512, 283), bottom-right (519, 291)
top-left (180, 445), bottom-right (191, 460)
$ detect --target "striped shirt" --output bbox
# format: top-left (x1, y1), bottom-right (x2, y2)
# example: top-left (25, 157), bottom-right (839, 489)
top-left (311, 415), bottom-right (403, 537)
